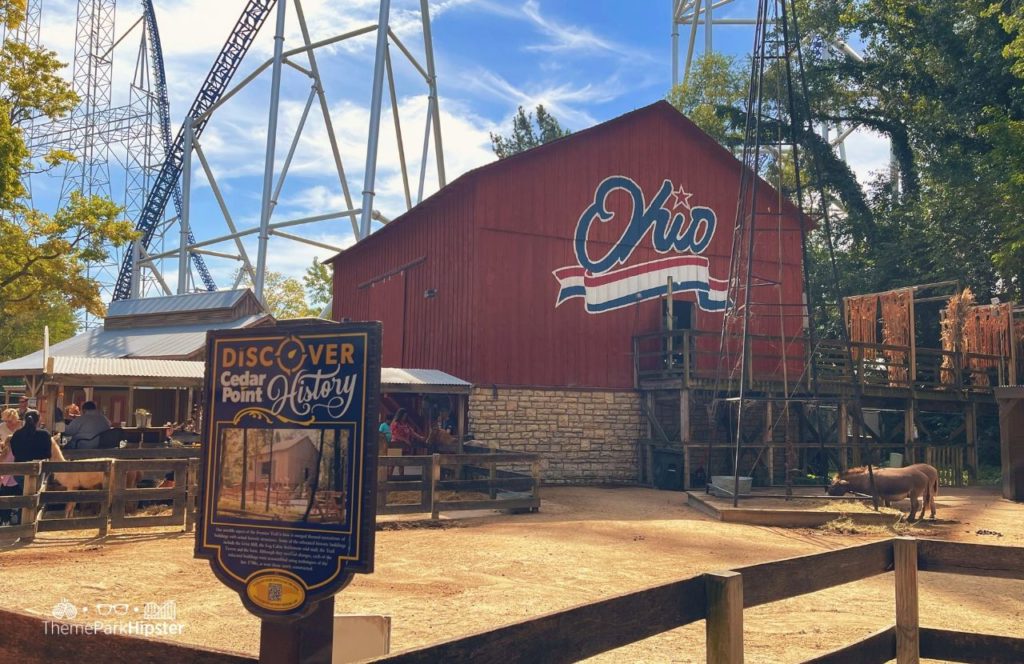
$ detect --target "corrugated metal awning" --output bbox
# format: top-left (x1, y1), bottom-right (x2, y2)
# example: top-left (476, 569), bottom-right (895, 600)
top-left (381, 368), bottom-right (472, 394)
top-left (46, 356), bottom-right (204, 387)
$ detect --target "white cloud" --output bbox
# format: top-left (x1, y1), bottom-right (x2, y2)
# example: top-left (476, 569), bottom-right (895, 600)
top-left (838, 128), bottom-right (892, 185)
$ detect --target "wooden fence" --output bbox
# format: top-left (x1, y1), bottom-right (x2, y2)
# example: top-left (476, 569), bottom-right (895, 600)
top-left (378, 446), bottom-right (542, 518)
top-left (0, 457), bottom-right (199, 539)
top-left (925, 446), bottom-right (966, 487)
top-left (373, 538), bottom-right (1024, 663)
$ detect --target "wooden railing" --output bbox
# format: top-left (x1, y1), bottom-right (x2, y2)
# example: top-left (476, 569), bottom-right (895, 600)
top-left (0, 458), bottom-right (199, 540)
top-left (373, 538), bottom-right (1024, 663)
top-left (378, 446), bottom-right (541, 517)
top-left (634, 329), bottom-right (1013, 394)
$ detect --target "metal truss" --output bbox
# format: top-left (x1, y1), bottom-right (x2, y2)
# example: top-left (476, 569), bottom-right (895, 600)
top-left (131, 0), bottom-right (447, 305)
top-left (671, 0), bottom-right (862, 165)
top-left (17, 0), bottom-right (210, 319)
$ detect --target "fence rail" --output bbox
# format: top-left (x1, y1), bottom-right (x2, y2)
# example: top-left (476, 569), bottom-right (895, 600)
top-left (378, 446), bottom-right (541, 517)
top-left (374, 538), bottom-right (1024, 663)
top-left (0, 458), bottom-right (199, 539)
top-left (634, 329), bottom-right (1014, 394)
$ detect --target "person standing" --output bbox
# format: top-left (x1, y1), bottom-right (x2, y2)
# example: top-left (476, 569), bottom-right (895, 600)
top-left (10, 410), bottom-right (53, 462)
top-left (63, 401), bottom-right (111, 449)
top-left (390, 408), bottom-right (425, 454)
top-left (16, 396), bottom-right (29, 420)
top-left (0, 408), bottom-right (22, 525)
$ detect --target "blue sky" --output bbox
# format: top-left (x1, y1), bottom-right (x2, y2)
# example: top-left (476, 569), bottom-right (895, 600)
top-left (27, 0), bottom-right (889, 295)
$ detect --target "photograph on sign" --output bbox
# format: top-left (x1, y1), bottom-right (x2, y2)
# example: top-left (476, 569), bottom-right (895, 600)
top-left (215, 427), bottom-right (350, 524)
top-left (195, 323), bottom-right (381, 620)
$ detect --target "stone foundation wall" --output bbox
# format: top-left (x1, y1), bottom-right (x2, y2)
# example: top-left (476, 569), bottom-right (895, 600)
top-left (468, 387), bottom-right (644, 484)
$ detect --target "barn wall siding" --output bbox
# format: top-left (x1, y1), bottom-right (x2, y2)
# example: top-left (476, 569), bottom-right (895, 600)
top-left (333, 102), bottom-right (805, 391)
top-left (468, 387), bottom-right (643, 484)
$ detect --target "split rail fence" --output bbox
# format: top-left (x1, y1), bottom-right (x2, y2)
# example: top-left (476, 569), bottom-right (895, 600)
top-left (374, 537), bottom-right (1024, 663)
top-left (377, 445), bottom-right (542, 517)
top-left (0, 457), bottom-right (200, 539)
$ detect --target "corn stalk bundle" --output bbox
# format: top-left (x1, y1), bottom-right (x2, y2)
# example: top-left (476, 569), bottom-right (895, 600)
top-left (880, 288), bottom-right (912, 385)
top-left (940, 289), bottom-right (974, 384)
top-left (962, 302), bottom-right (1011, 386)
top-left (844, 294), bottom-right (879, 360)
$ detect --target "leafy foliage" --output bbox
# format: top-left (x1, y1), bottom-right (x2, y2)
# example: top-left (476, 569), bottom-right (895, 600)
top-left (0, 1), bottom-right (135, 360)
top-left (303, 257), bottom-right (332, 310)
top-left (490, 105), bottom-right (570, 159)
top-left (669, 1), bottom-right (1024, 315)
top-left (667, 53), bottom-right (747, 147)
top-left (237, 269), bottom-right (318, 320)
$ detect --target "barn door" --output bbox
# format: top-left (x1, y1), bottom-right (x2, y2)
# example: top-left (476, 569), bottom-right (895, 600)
top-left (369, 271), bottom-right (407, 366)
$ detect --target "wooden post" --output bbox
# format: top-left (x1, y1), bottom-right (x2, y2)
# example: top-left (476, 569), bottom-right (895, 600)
top-left (851, 403), bottom-right (862, 467)
top-left (838, 401), bottom-right (849, 472)
top-left (965, 402), bottom-right (978, 484)
top-left (456, 394), bottom-right (467, 454)
top-left (259, 597), bottom-right (335, 664)
top-left (531, 460), bottom-right (542, 508)
top-left (430, 453), bottom-right (441, 520)
top-left (706, 571), bottom-right (743, 664)
top-left (894, 537), bottom-right (920, 664)
top-left (904, 401), bottom-right (916, 466)
top-left (682, 330), bottom-right (691, 387)
top-left (98, 461), bottom-right (111, 537)
top-left (185, 459), bottom-right (198, 532)
top-left (633, 336), bottom-right (640, 389)
top-left (19, 463), bottom-right (41, 544)
top-left (681, 389), bottom-right (691, 490)
top-left (666, 277), bottom-right (675, 370)
top-left (908, 292), bottom-right (917, 387)
top-left (127, 387), bottom-right (135, 426)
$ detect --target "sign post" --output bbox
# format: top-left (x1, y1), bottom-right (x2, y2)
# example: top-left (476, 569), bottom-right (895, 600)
top-left (195, 321), bottom-right (382, 663)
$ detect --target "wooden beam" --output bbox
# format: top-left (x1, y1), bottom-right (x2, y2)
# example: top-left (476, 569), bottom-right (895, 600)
top-left (920, 627), bottom-right (1024, 663)
top-left (838, 401), bottom-right (849, 472)
top-left (705, 571), bottom-right (743, 664)
top-left (894, 538), bottom-right (920, 663)
top-left (917, 539), bottom-right (1024, 580)
top-left (376, 576), bottom-right (708, 663)
top-left (734, 539), bottom-right (893, 608)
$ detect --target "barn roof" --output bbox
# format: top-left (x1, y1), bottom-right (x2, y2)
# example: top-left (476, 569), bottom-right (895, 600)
top-left (328, 100), bottom-right (809, 265)
top-left (0, 314), bottom-right (271, 374)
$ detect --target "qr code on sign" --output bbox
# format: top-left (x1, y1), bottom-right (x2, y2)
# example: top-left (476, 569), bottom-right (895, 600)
top-left (267, 583), bottom-right (282, 602)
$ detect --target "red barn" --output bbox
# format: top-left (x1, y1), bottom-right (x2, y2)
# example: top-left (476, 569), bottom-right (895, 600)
top-left (331, 101), bottom-right (807, 483)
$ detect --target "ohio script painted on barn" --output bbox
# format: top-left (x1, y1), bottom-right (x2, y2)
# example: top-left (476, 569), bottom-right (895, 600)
top-left (553, 175), bottom-right (727, 313)
top-left (195, 321), bottom-right (382, 620)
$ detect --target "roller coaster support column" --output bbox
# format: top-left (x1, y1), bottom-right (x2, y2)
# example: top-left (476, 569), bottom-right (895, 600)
top-left (360, 0), bottom-right (393, 240)
top-left (179, 117), bottom-right (194, 294)
top-left (255, 0), bottom-right (288, 303)
top-left (421, 0), bottom-right (446, 189)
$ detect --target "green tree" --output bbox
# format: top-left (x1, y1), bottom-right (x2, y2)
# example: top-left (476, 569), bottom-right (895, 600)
top-left (303, 257), bottom-right (332, 310)
top-left (667, 53), bottom-right (747, 147)
top-left (0, 0), bottom-right (135, 360)
top-left (789, 0), bottom-right (1024, 301)
top-left (490, 105), bottom-right (570, 159)
top-left (238, 270), bottom-right (318, 319)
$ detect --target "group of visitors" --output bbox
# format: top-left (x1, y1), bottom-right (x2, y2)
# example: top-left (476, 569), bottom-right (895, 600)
top-left (378, 408), bottom-right (427, 454)
top-left (1, 407), bottom-right (57, 526)
top-left (0, 399), bottom-right (113, 526)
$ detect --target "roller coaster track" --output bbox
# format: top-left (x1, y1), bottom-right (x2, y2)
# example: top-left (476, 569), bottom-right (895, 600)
top-left (113, 0), bottom-right (278, 300)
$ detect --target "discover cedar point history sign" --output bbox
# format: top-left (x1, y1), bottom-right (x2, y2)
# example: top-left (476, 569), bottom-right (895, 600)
top-left (195, 321), bottom-right (382, 620)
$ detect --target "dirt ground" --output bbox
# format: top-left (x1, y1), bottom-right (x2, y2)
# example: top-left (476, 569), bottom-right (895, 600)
top-left (1, 485), bottom-right (1022, 663)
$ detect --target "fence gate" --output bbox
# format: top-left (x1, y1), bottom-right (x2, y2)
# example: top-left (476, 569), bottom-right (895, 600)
top-left (925, 446), bottom-right (965, 487)
top-left (110, 459), bottom-right (190, 529)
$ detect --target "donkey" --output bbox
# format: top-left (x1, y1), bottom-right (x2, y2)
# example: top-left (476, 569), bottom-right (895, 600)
top-left (827, 465), bottom-right (932, 521)
top-left (835, 463), bottom-right (939, 519)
